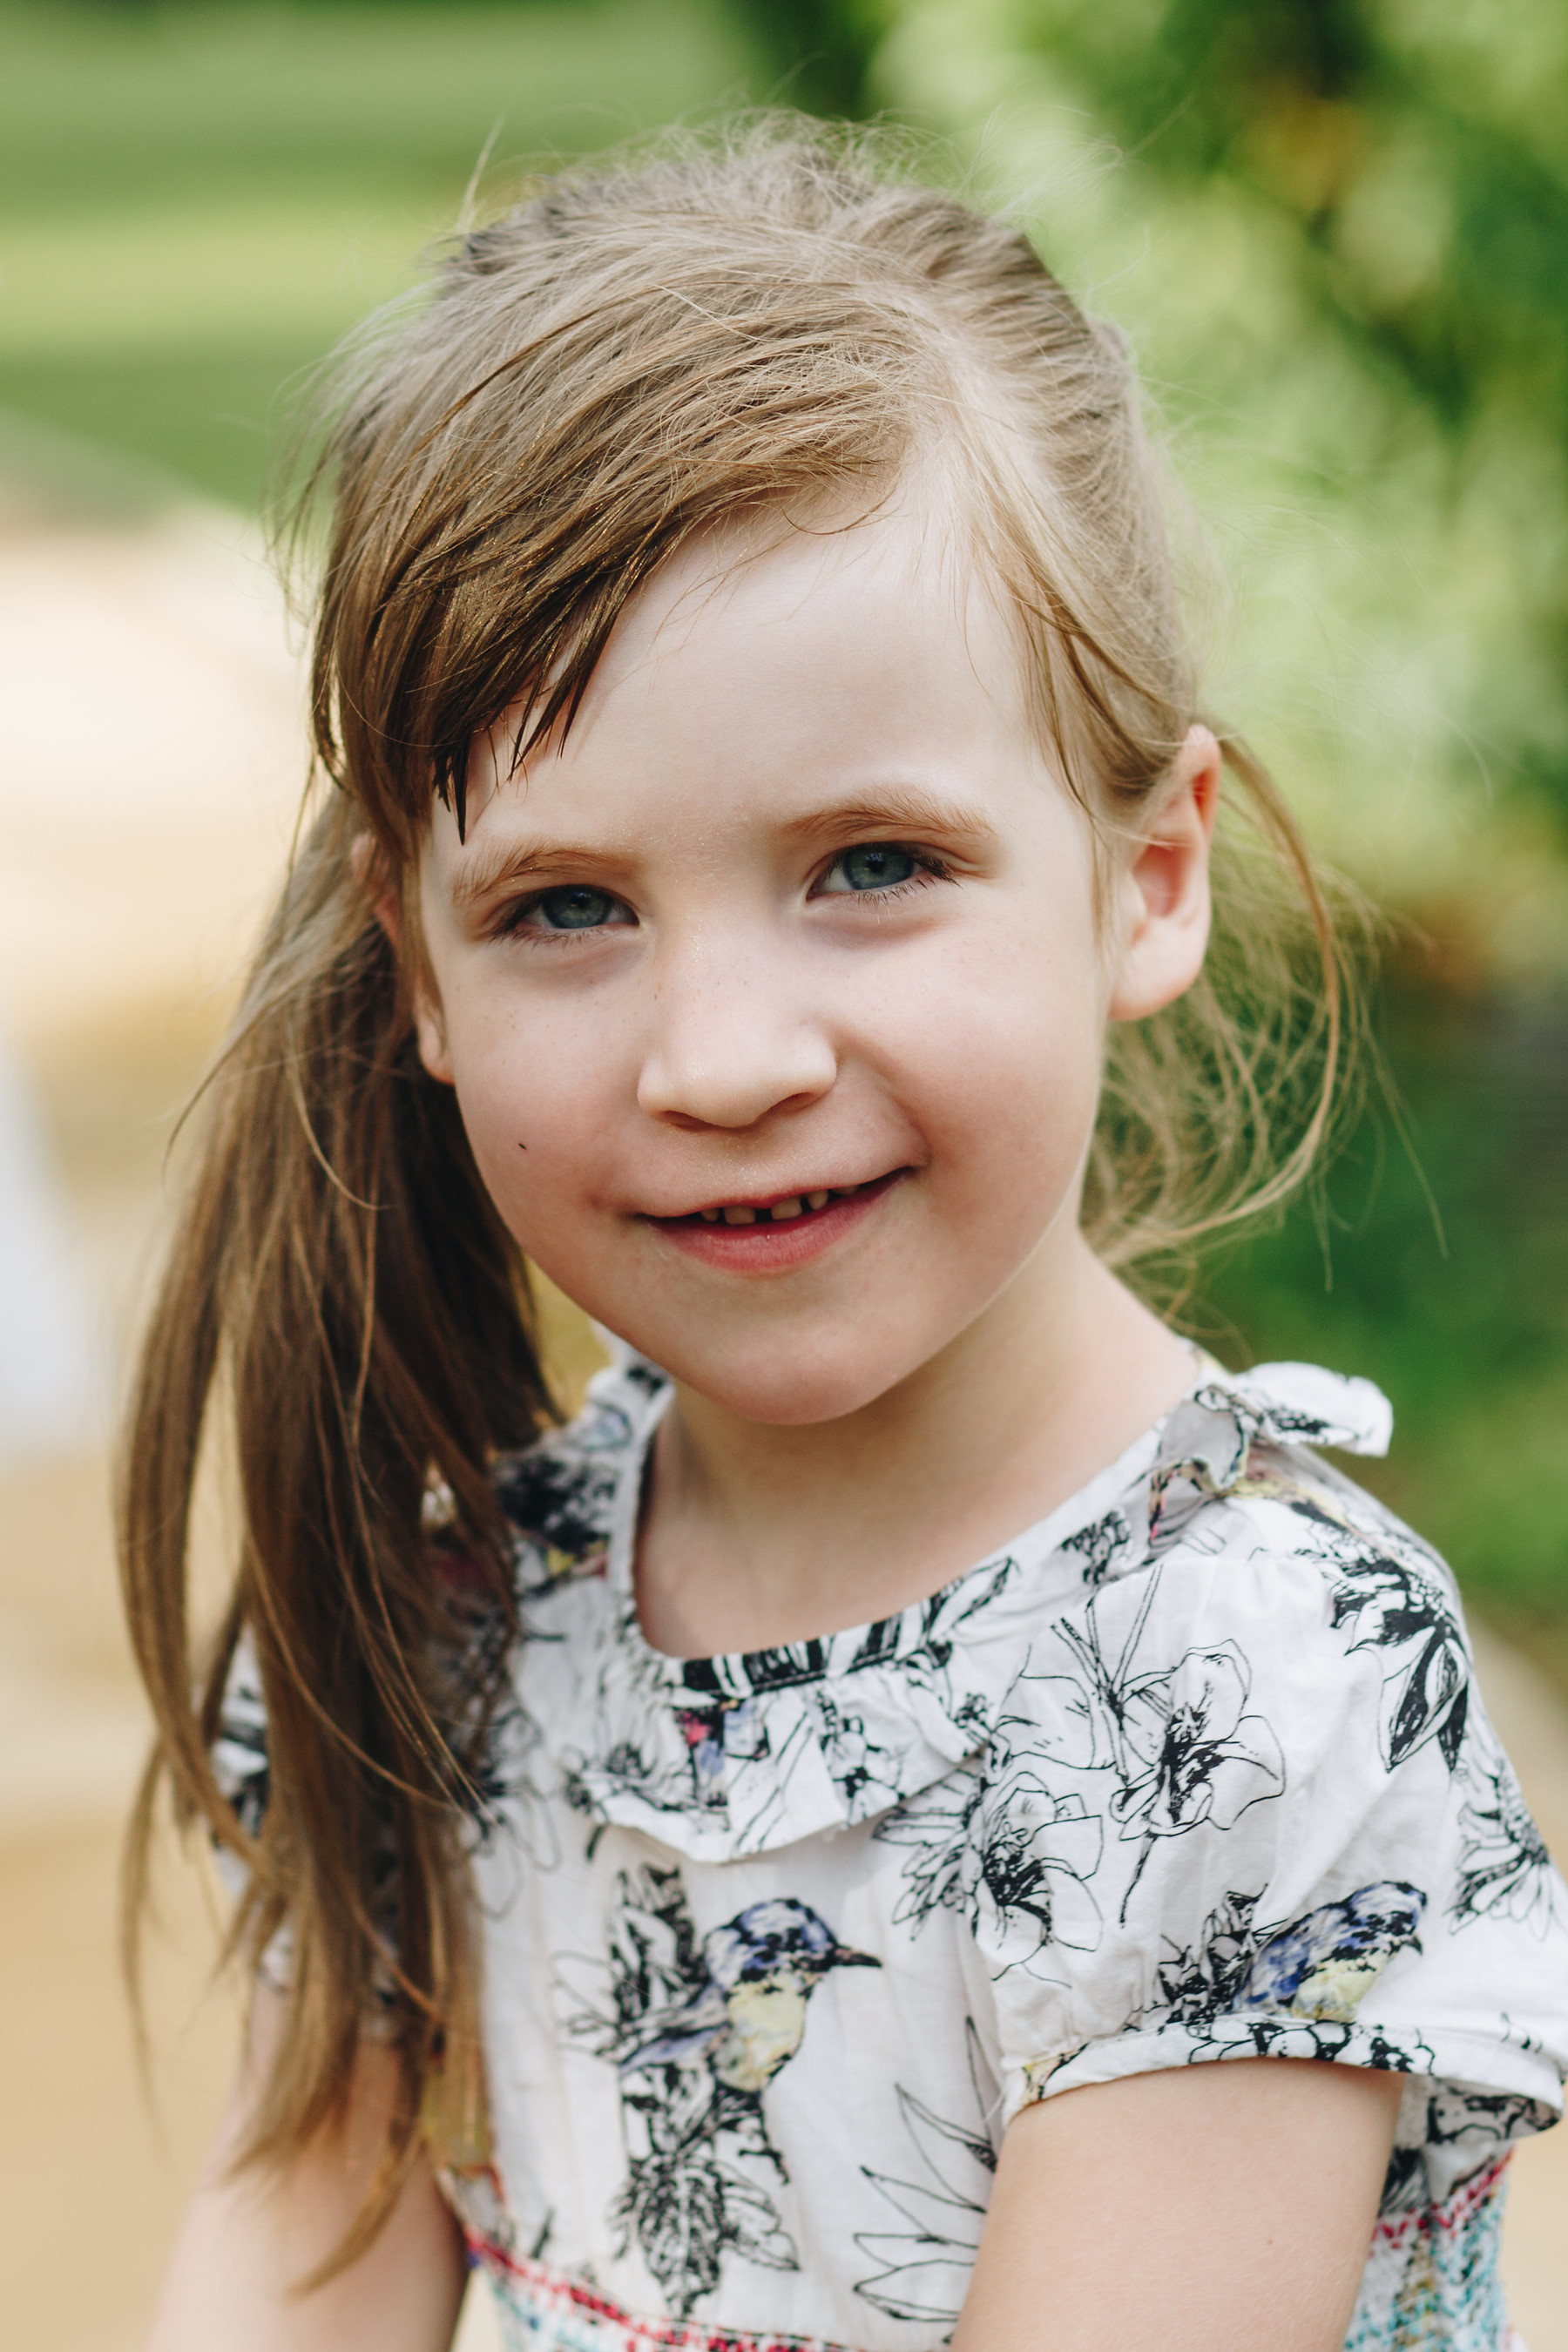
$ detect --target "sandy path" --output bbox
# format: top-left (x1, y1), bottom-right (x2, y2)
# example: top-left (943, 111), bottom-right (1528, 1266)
top-left (0, 505), bottom-right (1562, 2348)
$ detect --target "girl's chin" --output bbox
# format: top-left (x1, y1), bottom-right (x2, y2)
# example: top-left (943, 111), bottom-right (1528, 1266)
top-left (649, 1335), bottom-right (933, 1429)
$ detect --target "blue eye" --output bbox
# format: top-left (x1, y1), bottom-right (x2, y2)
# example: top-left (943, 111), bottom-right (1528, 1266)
top-left (832, 844), bottom-right (919, 892)
top-left (535, 885), bottom-right (619, 930)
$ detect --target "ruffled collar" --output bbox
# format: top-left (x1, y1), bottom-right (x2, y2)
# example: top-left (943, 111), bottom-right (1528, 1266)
top-left (496, 1349), bottom-right (1392, 1863)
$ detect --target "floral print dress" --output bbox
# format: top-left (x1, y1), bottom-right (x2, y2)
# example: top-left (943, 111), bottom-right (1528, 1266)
top-left (218, 1351), bottom-right (1568, 2350)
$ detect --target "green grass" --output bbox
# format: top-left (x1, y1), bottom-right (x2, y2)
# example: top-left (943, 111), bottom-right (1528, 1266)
top-left (0, 0), bottom-right (766, 508)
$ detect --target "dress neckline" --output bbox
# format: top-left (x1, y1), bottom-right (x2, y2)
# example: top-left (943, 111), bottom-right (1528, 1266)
top-left (601, 1349), bottom-right (1216, 1694)
top-left (512, 1348), bottom-right (1395, 1857)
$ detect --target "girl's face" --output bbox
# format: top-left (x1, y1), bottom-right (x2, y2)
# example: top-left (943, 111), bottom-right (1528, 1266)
top-left (412, 503), bottom-right (1211, 1425)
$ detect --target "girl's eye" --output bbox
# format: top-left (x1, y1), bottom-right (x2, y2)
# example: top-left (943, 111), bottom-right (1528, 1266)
top-left (818, 842), bottom-right (923, 895)
top-left (518, 884), bottom-right (629, 934)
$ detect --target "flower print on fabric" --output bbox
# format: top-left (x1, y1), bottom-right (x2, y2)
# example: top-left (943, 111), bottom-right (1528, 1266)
top-left (549, 1548), bottom-right (1021, 1864)
top-left (1147, 1371), bottom-right (1468, 1775)
top-left (1025, 1575), bottom-right (1286, 1920)
top-left (854, 2022), bottom-right (997, 2329)
top-left (1323, 1536), bottom-right (1470, 1774)
top-left (1058, 1508), bottom-right (1132, 1589)
top-left (559, 1864), bottom-right (877, 2319)
top-left (1201, 1454), bottom-right (1471, 1781)
top-left (1145, 1364), bottom-right (1391, 1551)
top-left (494, 1396), bottom-right (626, 1598)
top-left (875, 1734), bottom-right (1103, 1979)
top-left (1452, 1722), bottom-right (1560, 1937)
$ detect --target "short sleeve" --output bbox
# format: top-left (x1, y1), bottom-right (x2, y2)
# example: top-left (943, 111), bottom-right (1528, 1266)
top-left (970, 1522), bottom-right (1568, 2203)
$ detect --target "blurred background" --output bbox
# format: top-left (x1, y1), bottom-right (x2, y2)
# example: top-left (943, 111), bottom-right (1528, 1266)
top-left (0, 2), bottom-right (1564, 2343)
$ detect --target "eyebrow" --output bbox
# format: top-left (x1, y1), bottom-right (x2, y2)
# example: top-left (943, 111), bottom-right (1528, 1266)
top-left (775, 786), bottom-right (999, 855)
top-left (447, 841), bottom-right (617, 915)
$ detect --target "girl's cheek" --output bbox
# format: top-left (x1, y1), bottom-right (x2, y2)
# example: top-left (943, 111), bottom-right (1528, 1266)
top-left (447, 1010), bottom-right (617, 1228)
top-left (888, 954), bottom-right (1105, 1155)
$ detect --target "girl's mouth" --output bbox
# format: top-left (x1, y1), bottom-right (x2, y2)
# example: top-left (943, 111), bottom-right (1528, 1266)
top-left (644, 1170), bottom-right (907, 1269)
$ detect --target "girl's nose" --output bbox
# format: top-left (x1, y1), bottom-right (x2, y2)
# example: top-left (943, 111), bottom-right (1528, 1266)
top-left (636, 942), bottom-right (837, 1132)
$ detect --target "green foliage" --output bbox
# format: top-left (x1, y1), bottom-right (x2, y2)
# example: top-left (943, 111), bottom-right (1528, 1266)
top-left (733, 0), bottom-right (879, 112)
top-left (1008, 0), bottom-right (1568, 814)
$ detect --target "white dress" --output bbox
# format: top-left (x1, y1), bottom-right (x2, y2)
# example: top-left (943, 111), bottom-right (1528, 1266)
top-left (218, 1352), bottom-right (1568, 2349)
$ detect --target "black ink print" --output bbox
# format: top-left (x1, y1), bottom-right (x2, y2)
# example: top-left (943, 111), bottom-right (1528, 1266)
top-left (1184, 2011), bottom-right (1436, 2072)
top-left (1031, 1578), bottom-right (1285, 1917)
top-left (1155, 1889), bottom-right (1267, 2024)
top-left (494, 1403), bottom-right (630, 1591)
top-left (855, 2020), bottom-right (997, 2327)
top-left (1060, 1510), bottom-right (1132, 1589)
top-left (1318, 1537), bottom-right (1470, 1773)
top-left (561, 1867), bottom-right (877, 2317)
top-left (1423, 2078), bottom-right (1551, 2157)
top-left (876, 1742), bottom-right (1103, 1977)
top-left (1453, 1731), bottom-right (1558, 1936)
top-left (809, 1689), bottom-right (908, 1817)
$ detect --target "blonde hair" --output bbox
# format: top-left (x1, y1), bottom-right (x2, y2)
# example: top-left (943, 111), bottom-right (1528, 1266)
top-left (121, 117), bottom-right (1355, 2269)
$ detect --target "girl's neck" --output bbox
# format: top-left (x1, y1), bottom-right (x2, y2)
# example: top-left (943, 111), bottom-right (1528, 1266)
top-left (633, 1235), bottom-right (1198, 1660)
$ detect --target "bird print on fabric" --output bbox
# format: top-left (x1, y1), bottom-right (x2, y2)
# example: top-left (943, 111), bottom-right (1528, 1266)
top-left (1239, 1882), bottom-right (1428, 2022)
top-left (560, 1865), bottom-right (879, 2317)
top-left (1154, 1880), bottom-right (1429, 2031)
top-left (621, 1894), bottom-right (881, 2093)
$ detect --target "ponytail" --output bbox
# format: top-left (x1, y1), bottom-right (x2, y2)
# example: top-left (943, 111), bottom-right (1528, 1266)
top-left (118, 787), bottom-right (551, 2268)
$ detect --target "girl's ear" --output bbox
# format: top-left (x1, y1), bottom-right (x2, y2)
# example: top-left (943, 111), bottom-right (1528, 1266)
top-left (1106, 725), bottom-right (1220, 1024)
top-left (349, 833), bottom-right (456, 1085)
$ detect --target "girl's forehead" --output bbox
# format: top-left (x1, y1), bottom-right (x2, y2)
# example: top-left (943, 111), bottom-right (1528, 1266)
top-left (638, 482), bottom-right (990, 656)
top-left (458, 498), bottom-right (1031, 841)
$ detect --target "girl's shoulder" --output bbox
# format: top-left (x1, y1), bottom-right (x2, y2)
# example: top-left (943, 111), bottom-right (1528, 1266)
top-left (489, 1344), bottom-right (668, 1598)
top-left (984, 1359), bottom-right (1475, 1792)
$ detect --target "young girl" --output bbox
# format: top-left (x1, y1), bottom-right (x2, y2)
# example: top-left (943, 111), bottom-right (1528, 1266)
top-left (124, 124), bottom-right (1567, 2352)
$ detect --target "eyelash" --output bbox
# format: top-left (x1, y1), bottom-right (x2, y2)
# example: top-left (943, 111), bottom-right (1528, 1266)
top-left (816, 853), bottom-right (952, 905)
top-left (496, 845), bottom-right (954, 943)
top-left (496, 896), bottom-right (616, 947)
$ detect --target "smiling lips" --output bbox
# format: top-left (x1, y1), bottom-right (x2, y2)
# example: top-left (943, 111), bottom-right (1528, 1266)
top-left (687, 1180), bottom-right (875, 1227)
top-left (645, 1172), bottom-right (904, 1266)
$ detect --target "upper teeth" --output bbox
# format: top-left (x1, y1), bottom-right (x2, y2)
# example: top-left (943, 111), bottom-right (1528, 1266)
top-left (699, 1184), bottom-right (855, 1224)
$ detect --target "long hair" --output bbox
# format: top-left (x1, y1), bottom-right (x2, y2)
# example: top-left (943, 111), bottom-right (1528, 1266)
top-left (120, 116), bottom-right (1356, 2269)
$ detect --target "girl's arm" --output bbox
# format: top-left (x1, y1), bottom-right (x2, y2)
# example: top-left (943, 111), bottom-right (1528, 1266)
top-left (952, 2057), bottom-right (1402, 2352)
top-left (146, 1985), bottom-right (470, 2352)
